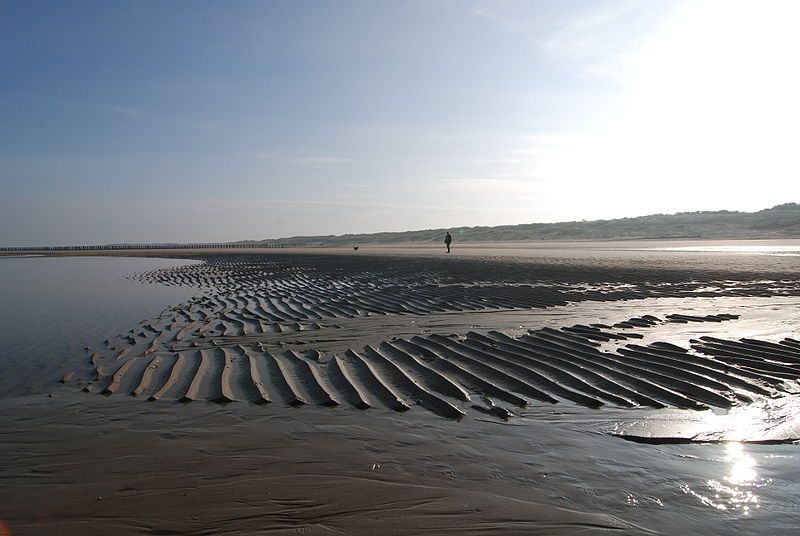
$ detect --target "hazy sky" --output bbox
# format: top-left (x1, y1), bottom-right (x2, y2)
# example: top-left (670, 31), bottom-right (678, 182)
top-left (2, 0), bottom-right (799, 245)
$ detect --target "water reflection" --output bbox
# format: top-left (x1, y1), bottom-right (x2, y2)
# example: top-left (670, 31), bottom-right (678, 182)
top-left (614, 394), bottom-right (800, 444)
top-left (0, 256), bottom-right (201, 397)
top-left (725, 443), bottom-right (757, 485)
top-left (682, 442), bottom-right (770, 514)
top-left (647, 245), bottom-right (800, 256)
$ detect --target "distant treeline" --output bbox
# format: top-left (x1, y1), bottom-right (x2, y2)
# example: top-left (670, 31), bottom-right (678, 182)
top-left (242, 203), bottom-right (800, 246)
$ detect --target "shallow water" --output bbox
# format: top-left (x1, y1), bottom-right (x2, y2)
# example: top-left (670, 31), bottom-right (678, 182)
top-left (0, 256), bottom-right (202, 397)
top-left (509, 406), bottom-right (800, 534)
top-left (649, 245), bottom-right (800, 256)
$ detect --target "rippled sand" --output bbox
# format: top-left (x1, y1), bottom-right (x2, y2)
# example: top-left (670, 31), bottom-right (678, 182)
top-left (2, 244), bottom-right (799, 535)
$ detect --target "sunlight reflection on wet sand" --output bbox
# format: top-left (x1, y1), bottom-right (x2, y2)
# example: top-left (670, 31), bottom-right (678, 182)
top-left (613, 394), bottom-right (800, 444)
top-left (681, 442), bottom-right (770, 515)
top-left (647, 245), bottom-right (800, 256)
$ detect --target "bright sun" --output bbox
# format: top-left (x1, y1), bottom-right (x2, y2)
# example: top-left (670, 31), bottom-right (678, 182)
top-left (542, 0), bottom-right (800, 219)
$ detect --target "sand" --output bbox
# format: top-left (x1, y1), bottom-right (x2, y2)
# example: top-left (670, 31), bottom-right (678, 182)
top-left (2, 242), bottom-right (800, 535)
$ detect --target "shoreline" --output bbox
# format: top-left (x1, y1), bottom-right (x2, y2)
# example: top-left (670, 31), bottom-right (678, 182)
top-left (2, 238), bottom-right (798, 273)
top-left (3, 237), bottom-right (800, 255)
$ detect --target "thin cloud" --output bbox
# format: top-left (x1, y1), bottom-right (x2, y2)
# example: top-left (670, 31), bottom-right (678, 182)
top-left (471, 158), bottom-right (525, 165)
top-left (433, 177), bottom-right (544, 194)
top-left (539, 0), bottom-right (659, 82)
top-left (541, 0), bottom-right (637, 59)
top-left (291, 156), bottom-right (352, 166)
top-left (143, 196), bottom-right (502, 214)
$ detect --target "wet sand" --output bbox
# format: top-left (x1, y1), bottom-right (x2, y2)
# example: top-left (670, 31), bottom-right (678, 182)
top-left (5, 238), bottom-right (800, 274)
top-left (2, 243), bottom-right (800, 535)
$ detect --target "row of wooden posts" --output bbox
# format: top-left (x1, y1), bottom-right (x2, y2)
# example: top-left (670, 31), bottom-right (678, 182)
top-left (0, 243), bottom-right (323, 252)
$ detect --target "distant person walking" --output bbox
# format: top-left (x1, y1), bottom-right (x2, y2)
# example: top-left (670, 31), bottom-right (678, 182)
top-left (444, 231), bottom-right (452, 253)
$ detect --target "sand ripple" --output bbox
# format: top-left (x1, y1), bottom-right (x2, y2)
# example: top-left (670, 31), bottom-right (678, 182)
top-left (62, 255), bottom-right (800, 425)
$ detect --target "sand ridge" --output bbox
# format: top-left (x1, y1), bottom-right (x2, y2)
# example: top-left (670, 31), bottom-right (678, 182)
top-left (62, 253), bottom-right (800, 428)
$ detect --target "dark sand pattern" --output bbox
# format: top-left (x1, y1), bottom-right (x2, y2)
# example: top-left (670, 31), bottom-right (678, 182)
top-left (128, 255), bottom-right (800, 314)
top-left (63, 255), bottom-right (800, 420)
top-left (6, 251), bottom-right (800, 536)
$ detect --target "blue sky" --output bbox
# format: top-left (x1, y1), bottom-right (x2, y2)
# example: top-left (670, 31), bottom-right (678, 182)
top-left (1, 0), bottom-right (798, 245)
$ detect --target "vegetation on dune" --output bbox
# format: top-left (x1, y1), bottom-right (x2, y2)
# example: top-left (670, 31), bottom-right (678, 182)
top-left (242, 203), bottom-right (800, 246)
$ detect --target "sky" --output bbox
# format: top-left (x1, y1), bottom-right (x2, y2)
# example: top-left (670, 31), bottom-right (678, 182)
top-left (1, 0), bottom-right (799, 245)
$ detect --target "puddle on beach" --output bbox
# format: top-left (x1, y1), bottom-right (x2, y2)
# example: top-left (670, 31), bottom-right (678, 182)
top-left (495, 403), bottom-right (800, 533)
top-left (0, 256), bottom-right (202, 397)
top-left (679, 442), bottom-right (765, 514)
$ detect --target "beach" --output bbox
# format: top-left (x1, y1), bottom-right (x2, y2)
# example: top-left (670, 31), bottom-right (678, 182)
top-left (2, 241), bottom-right (800, 535)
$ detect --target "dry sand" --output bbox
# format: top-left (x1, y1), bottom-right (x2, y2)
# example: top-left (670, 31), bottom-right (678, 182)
top-left (2, 242), bottom-right (800, 535)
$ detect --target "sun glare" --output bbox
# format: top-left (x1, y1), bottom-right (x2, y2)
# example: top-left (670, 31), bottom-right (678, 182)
top-left (724, 442), bottom-right (758, 486)
top-left (545, 0), bottom-right (800, 218)
top-left (682, 441), bottom-right (766, 514)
